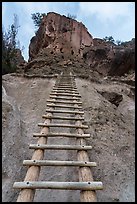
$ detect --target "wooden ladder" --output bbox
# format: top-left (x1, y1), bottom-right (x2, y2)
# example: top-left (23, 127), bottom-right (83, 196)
top-left (13, 71), bottom-right (103, 202)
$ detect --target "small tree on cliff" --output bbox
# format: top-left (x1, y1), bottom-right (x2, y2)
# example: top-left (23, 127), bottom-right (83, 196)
top-left (103, 36), bottom-right (115, 43)
top-left (2, 14), bottom-right (21, 75)
top-left (67, 13), bottom-right (77, 20)
top-left (31, 12), bottom-right (45, 28)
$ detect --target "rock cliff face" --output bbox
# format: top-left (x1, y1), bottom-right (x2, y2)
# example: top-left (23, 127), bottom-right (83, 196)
top-left (83, 38), bottom-right (135, 77)
top-left (29, 12), bottom-right (93, 61)
top-left (23, 12), bottom-right (135, 83)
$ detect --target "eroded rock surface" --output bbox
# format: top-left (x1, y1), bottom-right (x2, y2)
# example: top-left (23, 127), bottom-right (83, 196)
top-left (29, 12), bottom-right (93, 61)
top-left (21, 12), bottom-right (135, 85)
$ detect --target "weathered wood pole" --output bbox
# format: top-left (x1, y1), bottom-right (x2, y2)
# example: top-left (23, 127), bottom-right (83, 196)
top-left (16, 112), bottom-right (52, 202)
top-left (75, 109), bottom-right (97, 201)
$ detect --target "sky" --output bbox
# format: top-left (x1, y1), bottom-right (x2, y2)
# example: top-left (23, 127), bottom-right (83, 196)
top-left (2, 2), bottom-right (135, 62)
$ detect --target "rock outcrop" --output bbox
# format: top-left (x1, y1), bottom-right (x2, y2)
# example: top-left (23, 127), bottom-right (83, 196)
top-left (82, 38), bottom-right (135, 77)
top-left (22, 12), bottom-right (135, 84)
top-left (29, 12), bottom-right (93, 61)
top-left (2, 84), bottom-right (27, 202)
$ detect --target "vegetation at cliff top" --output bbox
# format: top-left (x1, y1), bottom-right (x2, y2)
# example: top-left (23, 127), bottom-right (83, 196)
top-left (31, 12), bottom-right (46, 28)
top-left (31, 12), bottom-right (77, 31)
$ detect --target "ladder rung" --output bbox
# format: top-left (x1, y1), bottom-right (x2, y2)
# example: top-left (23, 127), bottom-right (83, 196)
top-left (50, 93), bottom-right (81, 97)
top-left (49, 96), bottom-right (81, 100)
top-left (55, 85), bottom-right (75, 87)
top-left (38, 123), bottom-right (88, 129)
top-left (52, 91), bottom-right (79, 95)
top-left (58, 82), bottom-right (76, 86)
top-left (42, 115), bottom-right (84, 120)
top-left (54, 87), bottom-right (77, 89)
top-left (13, 181), bottom-right (103, 190)
top-left (33, 133), bottom-right (90, 138)
top-left (46, 109), bottom-right (84, 114)
top-left (53, 87), bottom-right (77, 90)
top-left (53, 85), bottom-right (77, 89)
top-left (23, 160), bottom-right (96, 167)
top-left (54, 85), bottom-right (76, 88)
top-left (61, 75), bottom-right (76, 77)
top-left (53, 85), bottom-right (76, 87)
top-left (47, 104), bottom-right (82, 109)
top-left (53, 87), bottom-right (77, 89)
top-left (52, 90), bottom-right (78, 94)
top-left (46, 100), bottom-right (82, 104)
top-left (29, 144), bottom-right (92, 150)
top-left (58, 81), bottom-right (75, 83)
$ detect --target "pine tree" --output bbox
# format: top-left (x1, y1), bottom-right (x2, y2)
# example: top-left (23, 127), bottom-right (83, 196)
top-left (31, 12), bottom-right (45, 28)
top-left (2, 14), bottom-right (20, 75)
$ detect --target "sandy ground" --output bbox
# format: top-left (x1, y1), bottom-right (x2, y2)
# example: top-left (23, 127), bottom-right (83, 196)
top-left (2, 74), bottom-right (135, 202)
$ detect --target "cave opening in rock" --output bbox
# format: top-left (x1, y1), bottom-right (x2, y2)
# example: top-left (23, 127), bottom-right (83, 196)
top-left (98, 91), bottom-right (123, 107)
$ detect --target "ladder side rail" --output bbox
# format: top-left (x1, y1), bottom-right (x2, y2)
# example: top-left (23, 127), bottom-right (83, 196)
top-left (16, 112), bottom-right (53, 202)
top-left (75, 103), bottom-right (97, 201)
